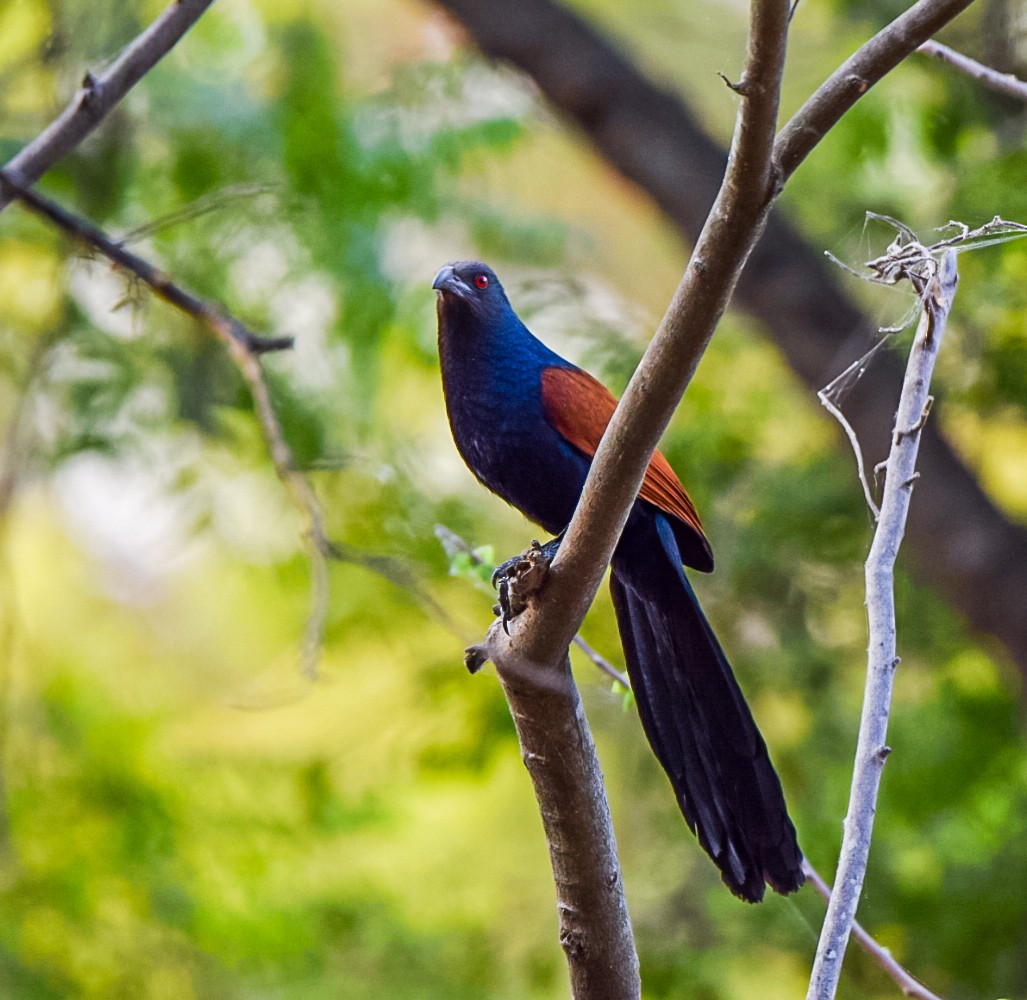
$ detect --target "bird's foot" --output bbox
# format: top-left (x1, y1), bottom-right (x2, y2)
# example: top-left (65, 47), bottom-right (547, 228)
top-left (491, 536), bottom-right (562, 633)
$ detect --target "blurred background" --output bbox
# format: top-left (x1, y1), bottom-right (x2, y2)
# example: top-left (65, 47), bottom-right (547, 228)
top-left (1, 0), bottom-right (1026, 997)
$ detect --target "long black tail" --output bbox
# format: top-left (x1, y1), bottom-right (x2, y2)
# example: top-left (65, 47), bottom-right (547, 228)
top-left (610, 517), bottom-right (803, 902)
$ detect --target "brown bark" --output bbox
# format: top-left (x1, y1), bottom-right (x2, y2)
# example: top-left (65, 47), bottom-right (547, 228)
top-left (486, 641), bottom-right (640, 1000)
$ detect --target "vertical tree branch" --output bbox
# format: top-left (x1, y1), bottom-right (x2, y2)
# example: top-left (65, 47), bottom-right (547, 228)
top-left (807, 251), bottom-right (960, 1000)
top-left (481, 637), bottom-right (641, 999)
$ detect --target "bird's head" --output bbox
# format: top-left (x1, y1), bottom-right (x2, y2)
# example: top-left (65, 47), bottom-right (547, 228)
top-left (432, 261), bottom-right (509, 321)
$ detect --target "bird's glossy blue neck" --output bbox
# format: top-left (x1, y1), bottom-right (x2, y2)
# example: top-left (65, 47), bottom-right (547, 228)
top-left (438, 296), bottom-right (567, 408)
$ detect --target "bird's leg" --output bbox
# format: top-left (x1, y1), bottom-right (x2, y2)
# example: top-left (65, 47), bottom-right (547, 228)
top-left (490, 532), bottom-right (564, 588)
top-left (491, 532), bottom-right (565, 633)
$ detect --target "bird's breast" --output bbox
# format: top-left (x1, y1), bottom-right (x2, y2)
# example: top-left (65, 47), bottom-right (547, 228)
top-left (442, 373), bottom-right (588, 535)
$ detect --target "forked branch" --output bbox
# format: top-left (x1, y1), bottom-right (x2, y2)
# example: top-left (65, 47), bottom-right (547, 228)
top-left (0, 171), bottom-right (337, 680)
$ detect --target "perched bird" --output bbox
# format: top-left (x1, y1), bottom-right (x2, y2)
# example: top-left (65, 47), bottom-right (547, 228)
top-left (433, 260), bottom-right (803, 902)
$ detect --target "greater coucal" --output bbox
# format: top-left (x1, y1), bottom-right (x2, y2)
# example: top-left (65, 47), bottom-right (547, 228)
top-left (434, 260), bottom-right (803, 902)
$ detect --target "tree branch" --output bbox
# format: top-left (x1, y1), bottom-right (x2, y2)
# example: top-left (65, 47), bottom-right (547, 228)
top-left (0, 0), bottom-right (215, 214)
top-left (773, 0), bottom-right (977, 180)
top-left (802, 861), bottom-right (944, 1000)
top-left (0, 171), bottom-right (335, 681)
top-left (808, 250), bottom-right (960, 1000)
top-left (484, 0), bottom-right (791, 702)
top-left (0, 171), bottom-right (293, 355)
top-left (918, 39), bottom-right (1027, 102)
top-left (435, 0), bottom-right (1027, 677)
top-left (464, 3), bottom-right (791, 994)
top-left (473, 635), bottom-right (642, 999)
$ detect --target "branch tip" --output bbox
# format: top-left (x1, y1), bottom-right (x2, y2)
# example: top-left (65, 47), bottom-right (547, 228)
top-left (465, 644), bottom-right (490, 674)
top-left (717, 70), bottom-right (748, 95)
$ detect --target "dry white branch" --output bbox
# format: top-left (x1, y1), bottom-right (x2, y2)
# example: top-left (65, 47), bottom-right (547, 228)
top-left (818, 390), bottom-right (880, 518)
top-left (803, 861), bottom-right (945, 1000)
top-left (807, 248), bottom-right (959, 1000)
top-left (819, 213), bottom-right (1027, 523)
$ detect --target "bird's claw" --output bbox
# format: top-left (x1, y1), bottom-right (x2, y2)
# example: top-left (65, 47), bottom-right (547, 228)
top-left (490, 536), bottom-right (562, 632)
top-left (490, 554), bottom-right (518, 590)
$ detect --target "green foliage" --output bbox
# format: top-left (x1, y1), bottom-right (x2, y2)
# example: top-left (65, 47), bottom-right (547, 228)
top-left (0, 1), bottom-right (1025, 998)
top-left (446, 543), bottom-right (497, 589)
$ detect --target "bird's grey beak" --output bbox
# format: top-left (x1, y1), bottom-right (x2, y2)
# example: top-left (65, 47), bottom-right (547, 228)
top-left (432, 264), bottom-right (470, 297)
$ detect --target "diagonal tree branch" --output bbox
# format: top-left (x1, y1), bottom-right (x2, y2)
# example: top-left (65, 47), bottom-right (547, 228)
top-left (802, 861), bottom-right (944, 1000)
top-left (0, 171), bottom-right (293, 355)
top-left (434, 0), bottom-right (1027, 677)
top-left (0, 170), bottom-right (338, 679)
top-left (918, 39), bottom-right (1027, 101)
top-left (773, 0), bottom-right (977, 179)
top-left (0, 0), bottom-right (216, 215)
top-left (464, 3), bottom-right (791, 996)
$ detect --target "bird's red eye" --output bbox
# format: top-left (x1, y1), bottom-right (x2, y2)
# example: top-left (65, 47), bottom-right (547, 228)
top-left (474, 273), bottom-right (489, 289)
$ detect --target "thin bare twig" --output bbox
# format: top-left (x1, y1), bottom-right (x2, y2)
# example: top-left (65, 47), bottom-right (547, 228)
top-left (120, 184), bottom-right (283, 244)
top-left (919, 39), bottom-right (1027, 101)
top-left (818, 391), bottom-right (880, 518)
top-left (1, 171), bottom-right (294, 355)
top-left (0, 170), bottom-right (336, 680)
top-left (0, 0), bottom-right (215, 214)
top-left (225, 340), bottom-right (331, 681)
top-left (802, 861), bottom-right (945, 1000)
top-left (808, 248), bottom-right (960, 1000)
top-left (571, 634), bottom-right (631, 690)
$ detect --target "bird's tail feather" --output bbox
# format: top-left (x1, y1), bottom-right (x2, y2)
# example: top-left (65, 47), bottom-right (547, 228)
top-left (610, 516), bottom-right (803, 902)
